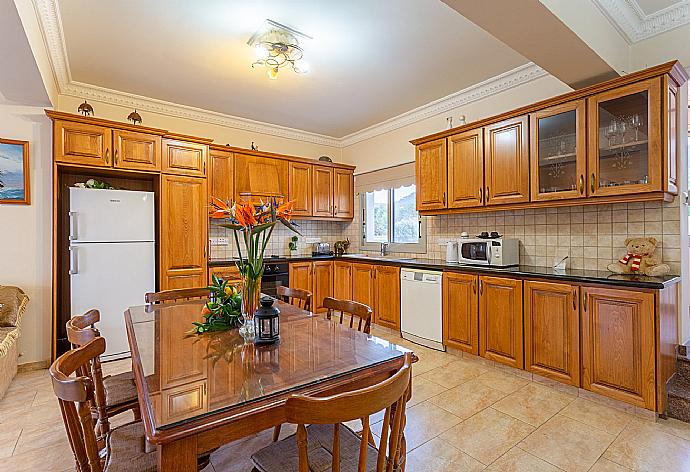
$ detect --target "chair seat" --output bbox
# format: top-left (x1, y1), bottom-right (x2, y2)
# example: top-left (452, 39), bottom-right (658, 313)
top-left (104, 421), bottom-right (156, 472)
top-left (104, 371), bottom-right (138, 409)
top-left (252, 424), bottom-right (379, 472)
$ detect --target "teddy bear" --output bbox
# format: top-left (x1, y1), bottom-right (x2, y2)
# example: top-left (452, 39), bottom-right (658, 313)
top-left (607, 237), bottom-right (670, 277)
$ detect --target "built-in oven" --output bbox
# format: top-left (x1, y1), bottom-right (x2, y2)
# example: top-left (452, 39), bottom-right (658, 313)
top-left (458, 238), bottom-right (519, 267)
top-left (261, 261), bottom-right (289, 297)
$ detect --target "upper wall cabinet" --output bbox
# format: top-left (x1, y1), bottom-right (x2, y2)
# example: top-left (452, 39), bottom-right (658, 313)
top-left (54, 121), bottom-right (113, 167)
top-left (448, 129), bottom-right (484, 208)
top-left (484, 115), bottom-right (530, 206)
top-left (209, 149), bottom-right (234, 204)
top-left (333, 169), bottom-right (354, 219)
top-left (313, 165), bottom-right (334, 217)
top-left (587, 78), bottom-right (662, 197)
top-left (113, 130), bottom-right (161, 171)
top-left (416, 138), bottom-right (447, 211)
top-left (162, 138), bottom-right (208, 177)
top-left (234, 153), bottom-right (289, 204)
top-left (530, 100), bottom-right (586, 202)
top-left (289, 162), bottom-right (313, 217)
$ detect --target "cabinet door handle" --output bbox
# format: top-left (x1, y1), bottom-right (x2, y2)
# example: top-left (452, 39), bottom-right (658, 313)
top-left (478, 188), bottom-right (483, 203)
top-left (442, 192), bottom-right (446, 206)
top-left (583, 291), bottom-right (588, 311)
top-left (333, 205), bottom-right (337, 215)
top-left (590, 173), bottom-right (596, 194)
top-left (203, 161), bottom-right (206, 174)
top-left (579, 175), bottom-right (584, 195)
top-left (105, 148), bottom-right (110, 164)
top-left (485, 187), bottom-right (489, 202)
top-left (114, 149), bottom-right (118, 165)
top-left (472, 280), bottom-right (477, 294)
top-left (572, 288), bottom-right (577, 310)
top-left (479, 279), bottom-right (483, 295)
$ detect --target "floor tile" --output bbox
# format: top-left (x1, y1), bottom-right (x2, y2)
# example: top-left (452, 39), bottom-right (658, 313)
top-left (429, 378), bottom-right (508, 419)
top-left (404, 437), bottom-right (484, 472)
top-left (419, 358), bottom-right (490, 388)
top-left (558, 397), bottom-right (633, 435)
top-left (0, 426), bottom-right (21, 459)
top-left (520, 414), bottom-right (616, 471)
top-left (485, 447), bottom-right (561, 471)
top-left (589, 458), bottom-right (632, 471)
top-left (603, 419), bottom-right (690, 471)
top-left (492, 382), bottom-right (575, 427)
top-left (408, 376), bottom-right (447, 407)
top-left (652, 416), bottom-right (690, 442)
top-left (0, 443), bottom-right (76, 472)
top-left (474, 369), bottom-right (530, 394)
top-left (401, 401), bottom-right (462, 450)
top-left (13, 421), bottom-right (68, 456)
top-left (441, 407), bottom-right (534, 464)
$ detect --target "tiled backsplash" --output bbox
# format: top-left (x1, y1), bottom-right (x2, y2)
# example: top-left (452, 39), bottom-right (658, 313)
top-left (210, 194), bottom-right (682, 275)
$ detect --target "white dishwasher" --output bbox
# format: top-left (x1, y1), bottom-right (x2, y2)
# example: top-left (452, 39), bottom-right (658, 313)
top-left (400, 269), bottom-right (445, 351)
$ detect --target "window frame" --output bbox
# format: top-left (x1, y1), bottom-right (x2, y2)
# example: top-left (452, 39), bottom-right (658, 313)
top-left (360, 185), bottom-right (427, 253)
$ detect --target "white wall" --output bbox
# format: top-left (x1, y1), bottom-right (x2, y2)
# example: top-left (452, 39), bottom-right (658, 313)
top-left (631, 24), bottom-right (690, 71)
top-left (0, 105), bottom-right (52, 365)
top-left (57, 95), bottom-right (342, 160)
top-left (341, 75), bottom-right (570, 173)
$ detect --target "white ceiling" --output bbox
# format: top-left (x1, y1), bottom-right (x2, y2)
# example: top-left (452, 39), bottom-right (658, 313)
top-left (56, 0), bottom-right (527, 138)
top-left (636, 0), bottom-right (681, 14)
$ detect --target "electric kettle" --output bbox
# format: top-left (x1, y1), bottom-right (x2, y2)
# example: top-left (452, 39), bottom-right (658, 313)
top-left (446, 241), bottom-right (459, 263)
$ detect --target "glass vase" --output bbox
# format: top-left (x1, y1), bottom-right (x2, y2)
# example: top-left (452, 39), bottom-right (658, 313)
top-left (239, 275), bottom-right (261, 339)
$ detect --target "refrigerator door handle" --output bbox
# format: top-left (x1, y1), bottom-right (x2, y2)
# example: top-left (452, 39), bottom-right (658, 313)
top-left (69, 211), bottom-right (78, 240)
top-left (69, 247), bottom-right (79, 275)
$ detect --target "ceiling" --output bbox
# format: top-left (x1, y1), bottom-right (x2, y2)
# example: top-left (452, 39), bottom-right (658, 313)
top-left (56, 0), bottom-right (527, 138)
top-left (635, 0), bottom-right (682, 14)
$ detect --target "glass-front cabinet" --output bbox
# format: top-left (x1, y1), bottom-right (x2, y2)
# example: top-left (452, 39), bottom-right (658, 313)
top-left (530, 100), bottom-right (586, 201)
top-left (587, 78), bottom-right (661, 196)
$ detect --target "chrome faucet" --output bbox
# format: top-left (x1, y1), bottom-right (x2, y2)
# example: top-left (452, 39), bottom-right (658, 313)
top-left (380, 242), bottom-right (389, 256)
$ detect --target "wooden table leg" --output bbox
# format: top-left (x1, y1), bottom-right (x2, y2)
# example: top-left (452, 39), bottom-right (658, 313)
top-left (158, 435), bottom-right (198, 472)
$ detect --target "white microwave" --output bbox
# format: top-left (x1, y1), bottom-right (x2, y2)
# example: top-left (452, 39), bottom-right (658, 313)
top-left (458, 238), bottom-right (519, 267)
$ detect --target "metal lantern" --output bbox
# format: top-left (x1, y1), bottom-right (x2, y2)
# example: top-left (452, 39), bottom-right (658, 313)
top-left (254, 296), bottom-right (280, 344)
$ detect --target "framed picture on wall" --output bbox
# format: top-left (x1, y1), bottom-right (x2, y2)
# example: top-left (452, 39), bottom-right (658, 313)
top-left (0, 138), bottom-right (30, 205)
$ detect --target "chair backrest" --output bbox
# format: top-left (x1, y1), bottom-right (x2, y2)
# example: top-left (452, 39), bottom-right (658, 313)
top-left (50, 337), bottom-right (108, 472)
top-left (145, 287), bottom-right (209, 304)
top-left (285, 352), bottom-right (412, 472)
top-left (66, 309), bottom-right (101, 347)
top-left (323, 297), bottom-right (373, 334)
top-left (277, 285), bottom-right (312, 312)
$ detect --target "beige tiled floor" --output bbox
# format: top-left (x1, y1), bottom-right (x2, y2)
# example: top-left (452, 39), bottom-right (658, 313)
top-left (2, 327), bottom-right (690, 471)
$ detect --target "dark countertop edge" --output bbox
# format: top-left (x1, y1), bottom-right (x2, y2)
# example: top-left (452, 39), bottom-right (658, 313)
top-left (209, 255), bottom-right (681, 290)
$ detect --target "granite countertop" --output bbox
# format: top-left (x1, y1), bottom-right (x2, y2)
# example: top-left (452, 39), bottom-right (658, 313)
top-left (209, 254), bottom-right (680, 289)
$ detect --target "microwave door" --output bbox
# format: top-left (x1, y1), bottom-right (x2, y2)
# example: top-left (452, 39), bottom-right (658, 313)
top-left (461, 242), bottom-right (489, 265)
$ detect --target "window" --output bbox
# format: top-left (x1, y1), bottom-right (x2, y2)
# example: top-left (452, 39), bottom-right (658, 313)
top-left (362, 184), bottom-right (427, 252)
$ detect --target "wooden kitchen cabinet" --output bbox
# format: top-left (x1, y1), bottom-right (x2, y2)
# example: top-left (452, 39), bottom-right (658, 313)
top-left (587, 78), bottom-right (662, 198)
top-left (112, 129), bottom-right (161, 171)
top-left (312, 261), bottom-right (334, 313)
top-left (333, 261), bottom-right (353, 300)
top-left (415, 138), bottom-right (447, 211)
top-left (208, 265), bottom-right (241, 285)
top-left (160, 175), bottom-right (208, 289)
top-left (333, 169), bottom-right (354, 219)
top-left (313, 166), bottom-right (334, 217)
top-left (54, 120), bottom-right (112, 167)
top-left (443, 272), bottom-right (479, 355)
top-left (161, 138), bottom-right (207, 177)
top-left (208, 149), bottom-right (233, 204)
top-left (234, 153), bottom-right (289, 203)
top-left (351, 263), bottom-right (375, 318)
top-left (374, 265), bottom-right (401, 330)
top-left (581, 286), bottom-right (656, 409)
top-left (524, 280), bottom-right (580, 386)
top-left (479, 275), bottom-right (523, 368)
top-left (288, 262), bottom-right (312, 294)
top-left (530, 100), bottom-right (586, 202)
top-left (288, 162), bottom-right (313, 217)
top-left (448, 129), bottom-right (484, 209)
top-left (484, 115), bottom-right (530, 206)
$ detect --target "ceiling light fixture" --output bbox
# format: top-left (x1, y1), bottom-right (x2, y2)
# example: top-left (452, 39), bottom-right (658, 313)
top-left (247, 19), bottom-right (312, 79)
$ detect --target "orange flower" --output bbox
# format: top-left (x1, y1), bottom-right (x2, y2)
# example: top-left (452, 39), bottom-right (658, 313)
top-left (209, 196), bottom-right (232, 219)
top-left (235, 202), bottom-right (258, 227)
top-left (276, 200), bottom-right (295, 221)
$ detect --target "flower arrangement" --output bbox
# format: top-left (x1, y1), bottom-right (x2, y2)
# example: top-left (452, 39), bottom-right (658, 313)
top-left (209, 196), bottom-right (300, 337)
top-left (190, 274), bottom-right (242, 334)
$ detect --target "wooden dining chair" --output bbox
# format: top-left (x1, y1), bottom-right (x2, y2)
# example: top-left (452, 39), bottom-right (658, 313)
top-left (66, 310), bottom-right (139, 437)
top-left (323, 297), bottom-right (373, 334)
top-left (50, 337), bottom-right (157, 472)
top-left (252, 353), bottom-right (413, 472)
top-left (144, 287), bottom-right (210, 304)
top-left (277, 285), bottom-right (312, 312)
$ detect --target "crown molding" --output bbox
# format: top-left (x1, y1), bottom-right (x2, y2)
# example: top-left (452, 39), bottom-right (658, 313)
top-left (32, 0), bottom-right (548, 149)
top-left (592, 0), bottom-right (690, 43)
top-left (339, 62), bottom-right (547, 147)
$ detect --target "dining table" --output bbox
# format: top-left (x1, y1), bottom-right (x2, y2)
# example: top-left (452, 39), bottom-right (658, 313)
top-left (124, 298), bottom-right (414, 471)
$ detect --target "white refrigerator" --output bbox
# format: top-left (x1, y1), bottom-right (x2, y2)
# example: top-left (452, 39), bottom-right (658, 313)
top-left (69, 188), bottom-right (155, 360)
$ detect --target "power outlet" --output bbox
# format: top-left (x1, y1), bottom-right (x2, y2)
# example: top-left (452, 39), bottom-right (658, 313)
top-left (210, 237), bottom-right (230, 246)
